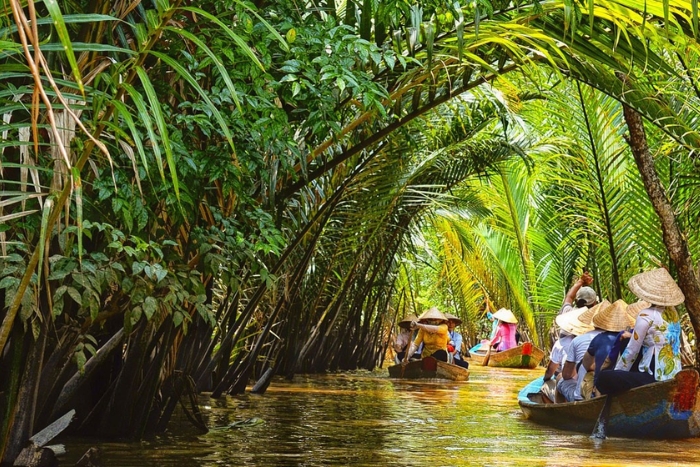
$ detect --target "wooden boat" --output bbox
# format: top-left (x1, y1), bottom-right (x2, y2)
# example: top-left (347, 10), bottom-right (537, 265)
top-left (467, 343), bottom-right (545, 369)
top-left (388, 356), bottom-right (469, 381)
top-left (518, 369), bottom-right (700, 439)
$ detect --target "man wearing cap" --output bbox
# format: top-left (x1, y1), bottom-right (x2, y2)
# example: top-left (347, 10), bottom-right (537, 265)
top-left (446, 313), bottom-right (469, 369)
top-left (557, 300), bottom-right (610, 402)
top-left (580, 300), bottom-right (634, 397)
top-left (406, 307), bottom-right (450, 362)
top-left (559, 271), bottom-right (598, 319)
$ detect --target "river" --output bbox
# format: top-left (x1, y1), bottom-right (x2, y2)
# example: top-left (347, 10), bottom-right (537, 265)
top-left (59, 365), bottom-right (700, 466)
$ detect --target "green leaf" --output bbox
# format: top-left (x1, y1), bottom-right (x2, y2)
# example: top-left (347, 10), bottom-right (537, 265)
top-left (72, 167), bottom-right (83, 266)
top-left (42, 0), bottom-right (84, 94)
top-left (143, 296), bottom-right (158, 320)
top-left (135, 66), bottom-right (180, 202)
top-left (38, 196), bottom-right (54, 290)
top-left (179, 7), bottom-right (266, 69)
top-left (66, 287), bottom-right (82, 306)
top-left (164, 26), bottom-right (242, 111)
top-left (122, 82), bottom-right (165, 180)
top-left (149, 51), bottom-right (236, 153)
top-left (173, 310), bottom-right (184, 327)
top-left (112, 99), bottom-right (150, 177)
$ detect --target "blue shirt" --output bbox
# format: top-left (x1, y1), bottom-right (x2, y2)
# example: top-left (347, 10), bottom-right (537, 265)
top-left (449, 330), bottom-right (464, 360)
top-left (586, 331), bottom-right (619, 385)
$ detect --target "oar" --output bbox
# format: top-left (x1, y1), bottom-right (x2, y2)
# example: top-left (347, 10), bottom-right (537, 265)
top-left (482, 344), bottom-right (492, 366)
top-left (591, 395), bottom-right (613, 439)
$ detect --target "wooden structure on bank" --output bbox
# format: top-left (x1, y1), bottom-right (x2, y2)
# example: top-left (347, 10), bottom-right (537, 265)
top-left (388, 356), bottom-right (469, 381)
top-left (518, 369), bottom-right (700, 438)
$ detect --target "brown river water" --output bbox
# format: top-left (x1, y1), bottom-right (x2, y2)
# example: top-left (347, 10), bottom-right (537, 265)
top-left (58, 365), bottom-right (700, 466)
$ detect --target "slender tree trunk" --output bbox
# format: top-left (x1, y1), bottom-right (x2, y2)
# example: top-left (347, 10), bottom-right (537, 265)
top-left (621, 98), bottom-right (700, 366)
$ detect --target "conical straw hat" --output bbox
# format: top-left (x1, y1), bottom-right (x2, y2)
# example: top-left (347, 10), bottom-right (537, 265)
top-left (592, 299), bottom-right (633, 332)
top-left (626, 300), bottom-right (650, 320)
top-left (627, 268), bottom-right (685, 306)
top-left (444, 313), bottom-right (462, 325)
top-left (418, 307), bottom-right (448, 323)
top-left (555, 307), bottom-right (593, 336)
top-left (577, 299), bottom-right (611, 326)
top-left (399, 314), bottom-right (419, 329)
top-left (492, 308), bottom-right (518, 324)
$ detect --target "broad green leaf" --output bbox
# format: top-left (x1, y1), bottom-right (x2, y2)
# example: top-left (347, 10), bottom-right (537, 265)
top-left (143, 296), bottom-right (158, 320)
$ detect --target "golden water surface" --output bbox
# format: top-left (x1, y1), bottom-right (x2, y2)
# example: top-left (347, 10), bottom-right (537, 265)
top-left (59, 365), bottom-right (700, 466)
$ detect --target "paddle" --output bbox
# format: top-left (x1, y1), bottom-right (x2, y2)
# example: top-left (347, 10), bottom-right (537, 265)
top-left (482, 344), bottom-right (492, 366)
top-left (591, 395), bottom-right (613, 439)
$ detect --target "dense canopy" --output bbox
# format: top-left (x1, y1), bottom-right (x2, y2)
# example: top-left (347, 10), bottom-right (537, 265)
top-left (2, 0), bottom-right (700, 462)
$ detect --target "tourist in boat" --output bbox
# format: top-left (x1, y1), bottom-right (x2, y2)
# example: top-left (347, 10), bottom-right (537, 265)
top-left (406, 307), bottom-right (450, 362)
top-left (596, 268), bottom-right (684, 396)
top-left (445, 313), bottom-right (469, 369)
top-left (468, 309), bottom-right (498, 354)
top-left (556, 300), bottom-right (610, 402)
top-left (393, 314), bottom-right (418, 363)
top-left (540, 306), bottom-right (593, 401)
top-left (579, 299), bottom-right (634, 398)
top-left (489, 308), bottom-right (518, 352)
top-left (559, 271), bottom-right (598, 325)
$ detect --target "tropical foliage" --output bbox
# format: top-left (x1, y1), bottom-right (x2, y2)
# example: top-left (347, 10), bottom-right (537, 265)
top-left (2, 0), bottom-right (700, 463)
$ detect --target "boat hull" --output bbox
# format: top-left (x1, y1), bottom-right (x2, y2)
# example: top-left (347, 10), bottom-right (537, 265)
top-left (388, 357), bottom-right (469, 381)
top-left (467, 343), bottom-right (545, 369)
top-left (518, 369), bottom-right (700, 439)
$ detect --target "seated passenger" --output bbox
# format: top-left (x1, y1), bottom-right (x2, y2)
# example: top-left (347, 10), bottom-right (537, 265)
top-left (489, 308), bottom-right (518, 352)
top-left (597, 268), bottom-right (684, 396)
top-left (406, 307), bottom-right (450, 362)
top-left (540, 306), bottom-right (592, 402)
top-left (556, 300), bottom-right (610, 402)
top-left (393, 314), bottom-right (418, 363)
top-left (445, 313), bottom-right (469, 369)
top-left (580, 300), bottom-right (634, 398)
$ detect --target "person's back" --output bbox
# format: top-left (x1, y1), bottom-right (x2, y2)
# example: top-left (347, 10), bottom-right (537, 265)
top-left (558, 329), bottom-right (603, 401)
top-left (597, 268), bottom-right (684, 395)
top-left (494, 322), bottom-right (518, 351)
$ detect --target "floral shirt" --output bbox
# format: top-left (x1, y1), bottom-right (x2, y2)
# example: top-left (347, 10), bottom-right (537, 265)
top-left (615, 305), bottom-right (682, 381)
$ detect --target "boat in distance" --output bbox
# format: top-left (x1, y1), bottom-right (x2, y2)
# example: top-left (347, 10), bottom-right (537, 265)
top-left (388, 356), bottom-right (469, 381)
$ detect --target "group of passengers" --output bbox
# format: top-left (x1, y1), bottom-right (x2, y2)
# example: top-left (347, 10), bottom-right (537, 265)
top-left (392, 307), bottom-right (470, 368)
top-left (392, 303), bottom-right (523, 370)
top-left (541, 267), bottom-right (685, 403)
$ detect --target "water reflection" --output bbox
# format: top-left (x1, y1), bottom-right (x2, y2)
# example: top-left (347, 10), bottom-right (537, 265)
top-left (59, 366), bottom-right (700, 466)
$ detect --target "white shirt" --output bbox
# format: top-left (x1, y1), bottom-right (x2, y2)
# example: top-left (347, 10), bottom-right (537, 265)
top-left (566, 330), bottom-right (603, 400)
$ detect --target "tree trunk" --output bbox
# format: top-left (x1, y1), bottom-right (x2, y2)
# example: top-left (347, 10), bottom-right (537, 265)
top-left (621, 97), bottom-right (700, 366)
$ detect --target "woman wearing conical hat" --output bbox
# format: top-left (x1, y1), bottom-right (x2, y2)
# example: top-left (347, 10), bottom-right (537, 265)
top-left (597, 268), bottom-right (684, 396)
top-left (489, 308), bottom-right (518, 352)
top-left (579, 299), bottom-right (634, 394)
top-left (406, 307), bottom-right (450, 362)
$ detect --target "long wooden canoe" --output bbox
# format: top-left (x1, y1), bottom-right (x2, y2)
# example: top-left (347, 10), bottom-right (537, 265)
top-left (467, 343), bottom-right (545, 369)
top-left (518, 369), bottom-right (700, 439)
top-left (388, 356), bottom-right (469, 381)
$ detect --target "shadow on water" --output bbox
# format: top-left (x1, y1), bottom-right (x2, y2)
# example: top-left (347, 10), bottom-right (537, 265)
top-left (58, 366), bottom-right (700, 466)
